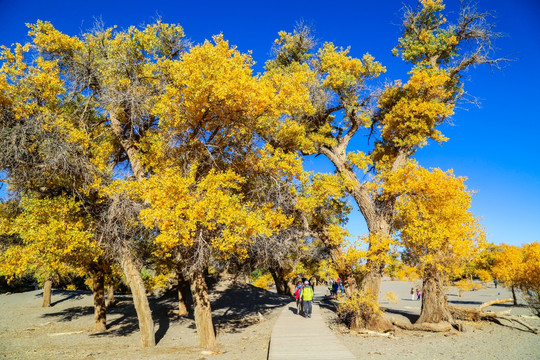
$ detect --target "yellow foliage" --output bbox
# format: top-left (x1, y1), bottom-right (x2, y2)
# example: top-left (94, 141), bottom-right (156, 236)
top-left (520, 243), bottom-right (540, 291)
top-left (393, 0), bottom-right (458, 66)
top-left (143, 272), bottom-right (174, 292)
top-left (397, 265), bottom-right (420, 281)
top-left (315, 259), bottom-right (339, 282)
top-left (338, 290), bottom-right (382, 325)
top-left (475, 269), bottom-right (493, 283)
top-left (252, 273), bottom-right (274, 290)
top-left (353, 233), bottom-right (397, 274)
top-left (115, 166), bottom-right (290, 260)
top-left (492, 244), bottom-right (522, 285)
top-left (251, 145), bottom-right (306, 183)
top-left (493, 242), bottom-right (540, 291)
top-left (0, 195), bottom-right (102, 284)
top-left (296, 173), bottom-right (347, 215)
top-left (28, 21), bottom-right (84, 54)
top-left (389, 162), bottom-right (486, 279)
top-left (384, 291), bottom-right (399, 304)
top-left (317, 43), bottom-right (386, 91)
top-left (455, 279), bottom-right (481, 293)
top-left (347, 151), bottom-right (372, 173)
top-left (378, 68), bottom-right (455, 149)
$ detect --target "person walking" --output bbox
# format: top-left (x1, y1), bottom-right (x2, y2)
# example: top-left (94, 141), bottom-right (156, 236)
top-left (294, 280), bottom-right (304, 315)
top-left (331, 281), bottom-right (339, 298)
top-left (302, 280), bottom-right (314, 318)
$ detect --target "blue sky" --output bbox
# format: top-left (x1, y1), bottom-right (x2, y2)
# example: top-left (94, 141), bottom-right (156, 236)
top-left (1, 0), bottom-right (539, 246)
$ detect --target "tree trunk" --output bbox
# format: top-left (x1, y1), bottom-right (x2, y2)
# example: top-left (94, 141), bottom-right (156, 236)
top-left (177, 272), bottom-right (189, 316)
top-left (121, 249), bottom-right (155, 347)
top-left (92, 272), bottom-right (107, 332)
top-left (417, 268), bottom-right (453, 324)
top-left (269, 267), bottom-right (288, 295)
top-left (106, 283), bottom-right (116, 308)
top-left (359, 263), bottom-right (382, 299)
top-left (511, 285), bottom-right (518, 305)
top-left (355, 217), bottom-right (396, 331)
top-left (109, 112), bottom-right (146, 181)
top-left (190, 269), bottom-right (217, 349)
top-left (324, 239), bottom-right (359, 296)
top-left (324, 234), bottom-right (391, 331)
top-left (317, 123), bottom-right (409, 332)
top-left (42, 278), bottom-right (52, 307)
top-left (351, 262), bottom-right (394, 332)
top-left (286, 279), bottom-right (296, 297)
top-left (109, 108), bottom-right (155, 347)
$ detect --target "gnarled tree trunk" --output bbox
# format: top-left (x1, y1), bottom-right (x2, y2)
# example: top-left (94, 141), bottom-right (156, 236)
top-left (106, 282), bottom-right (116, 308)
top-left (324, 233), bottom-right (391, 331)
top-left (177, 272), bottom-right (189, 316)
top-left (269, 266), bottom-right (289, 295)
top-left (121, 249), bottom-right (155, 347)
top-left (109, 109), bottom-right (155, 347)
top-left (42, 278), bottom-right (53, 307)
top-left (92, 272), bottom-right (107, 332)
top-left (417, 267), bottom-right (453, 324)
top-left (286, 279), bottom-right (296, 296)
top-left (359, 262), bottom-right (383, 300)
top-left (323, 237), bottom-right (359, 296)
top-left (190, 269), bottom-right (217, 349)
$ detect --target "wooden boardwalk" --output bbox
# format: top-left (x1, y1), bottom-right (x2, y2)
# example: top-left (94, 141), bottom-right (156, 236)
top-left (267, 287), bottom-right (356, 360)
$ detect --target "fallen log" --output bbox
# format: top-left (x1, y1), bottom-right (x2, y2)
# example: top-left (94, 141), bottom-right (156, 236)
top-left (449, 298), bottom-right (538, 334)
top-left (477, 298), bottom-right (514, 312)
top-left (449, 298), bottom-right (513, 321)
top-left (497, 315), bottom-right (539, 334)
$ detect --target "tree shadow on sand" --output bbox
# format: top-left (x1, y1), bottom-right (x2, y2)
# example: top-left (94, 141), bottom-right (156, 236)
top-left (37, 280), bottom-right (291, 344)
top-left (448, 299), bottom-right (524, 308)
top-left (33, 289), bottom-right (88, 307)
top-left (41, 305), bottom-right (94, 321)
top-left (383, 308), bottom-right (420, 323)
top-left (210, 281), bottom-right (291, 334)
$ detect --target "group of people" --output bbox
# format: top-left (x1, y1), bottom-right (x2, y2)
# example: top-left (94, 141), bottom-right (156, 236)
top-left (294, 280), bottom-right (314, 318)
top-left (410, 287), bottom-right (422, 301)
top-left (328, 278), bottom-right (344, 297)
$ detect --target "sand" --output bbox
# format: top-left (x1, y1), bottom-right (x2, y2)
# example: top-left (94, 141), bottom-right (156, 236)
top-left (322, 279), bottom-right (540, 360)
top-left (0, 278), bottom-right (538, 359)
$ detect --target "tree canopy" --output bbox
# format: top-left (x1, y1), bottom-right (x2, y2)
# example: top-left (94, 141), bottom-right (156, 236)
top-left (1, 0), bottom-right (532, 348)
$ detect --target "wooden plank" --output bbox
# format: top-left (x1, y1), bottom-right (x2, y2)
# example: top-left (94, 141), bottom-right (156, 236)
top-left (268, 289), bottom-right (356, 360)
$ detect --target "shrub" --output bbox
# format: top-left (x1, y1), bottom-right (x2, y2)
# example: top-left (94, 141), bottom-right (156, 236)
top-left (252, 273), bottom-right (274, 290)
top-left (338, 291), bottom-right (381, 328)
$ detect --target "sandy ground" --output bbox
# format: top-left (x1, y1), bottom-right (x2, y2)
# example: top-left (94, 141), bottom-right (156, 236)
top-left (0, 278), bottom-right (539, 359)
top-left (320, 279), bottom-right (540, 360)
top-left (0, 279), bottom-right (289, 360)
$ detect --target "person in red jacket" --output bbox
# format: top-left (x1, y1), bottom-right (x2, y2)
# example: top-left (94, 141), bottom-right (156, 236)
top-left (294, 280), bottom-right (304, 315)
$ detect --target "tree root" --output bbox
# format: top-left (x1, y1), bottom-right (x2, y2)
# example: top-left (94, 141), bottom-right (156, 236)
top-left (356, 329), bottom-right (393, 337)
top-left (496, 315), bottom-right (539, 334)
top-left (391, 319), bottom-right (453, 332)
top-left (449, 298), bottom-right (539, 334)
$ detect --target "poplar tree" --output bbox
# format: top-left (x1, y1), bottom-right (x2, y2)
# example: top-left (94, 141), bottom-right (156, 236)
top-left (263, 0), bottom-right (504, 330)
